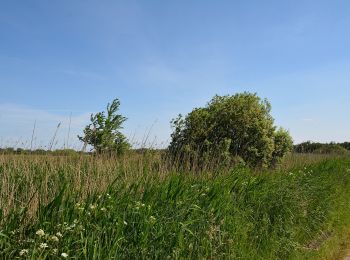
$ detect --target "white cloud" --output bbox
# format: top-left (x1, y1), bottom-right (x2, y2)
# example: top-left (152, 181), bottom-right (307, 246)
top-left (0, 103), bottom-right (91, 150)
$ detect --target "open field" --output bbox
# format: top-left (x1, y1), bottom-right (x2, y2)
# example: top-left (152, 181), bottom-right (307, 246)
top-left (1, 153), bottom-right (350, 259)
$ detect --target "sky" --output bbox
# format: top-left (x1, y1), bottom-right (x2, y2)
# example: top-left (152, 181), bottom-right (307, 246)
top-left (0, 0), bottom-right (350, 150)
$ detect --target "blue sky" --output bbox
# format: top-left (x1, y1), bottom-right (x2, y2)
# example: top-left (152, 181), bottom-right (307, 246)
top-left (1, 0), bottom-right (350, 149)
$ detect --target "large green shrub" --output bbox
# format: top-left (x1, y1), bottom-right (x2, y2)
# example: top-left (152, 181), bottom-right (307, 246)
top-left (169, 92), bottom-right (293, 168)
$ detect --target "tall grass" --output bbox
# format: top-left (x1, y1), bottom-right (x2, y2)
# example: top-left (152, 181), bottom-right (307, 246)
top-left (1, 153), bottom-right (350, 259)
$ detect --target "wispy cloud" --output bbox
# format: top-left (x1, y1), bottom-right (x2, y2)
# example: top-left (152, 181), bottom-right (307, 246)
top-left (0, 104), bottom-right (91, 149)
top-left (0, 104), bottom-right (169, 150)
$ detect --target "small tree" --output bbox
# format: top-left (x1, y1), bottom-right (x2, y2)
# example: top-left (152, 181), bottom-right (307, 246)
top-left (78, 98), bottom-right (130, 154)
top-left (169, 92), bottom-right (293, 168)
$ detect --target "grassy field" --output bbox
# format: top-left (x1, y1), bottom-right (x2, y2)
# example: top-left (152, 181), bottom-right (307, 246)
top-left (1, 152), bottom-right (350, 259)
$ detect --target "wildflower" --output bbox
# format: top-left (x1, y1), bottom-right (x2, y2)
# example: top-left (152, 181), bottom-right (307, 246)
top-left (19, 249), bottom-right (28, 256)
top-left (73, 219), bottom-right (79, 224)
top-left (50, 235), bottom-right (59, 242)
top-left (136, 201), bottom-right (145, 207)
top-left (39, 243), bottom-right (48, 249)
top-left (61, 252), bottom-right (69, 258)
top-left (66, 223), bottom-right (76, 231)
top-left (150, 216), bottom-right (156, 224)
top-left (56, 232), bottom-right (63, 238)
top-left (36, 229), bottom-right (45, 237)
top-left (101, 207), bottom-right (107, 212)
top-left (89, 204), bottom-right (97, 210)
top-left (123, 220), bottom-right (128, 226)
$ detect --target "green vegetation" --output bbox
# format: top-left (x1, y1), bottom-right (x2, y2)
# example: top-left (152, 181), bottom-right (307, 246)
top-left (1, 153), bottom-right (350, 259)
top-left (294, 141), bottom-right (350, 155)
top-left (1, 94), bottom-right (350, 259)
top-left (169, 93), bottom-right (293, 168)
top-left (78, 98), bottom-right (130, 155)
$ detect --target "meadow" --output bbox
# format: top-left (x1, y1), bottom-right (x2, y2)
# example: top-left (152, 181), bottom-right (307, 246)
top-left (1, 152), bottom-right (350, 259)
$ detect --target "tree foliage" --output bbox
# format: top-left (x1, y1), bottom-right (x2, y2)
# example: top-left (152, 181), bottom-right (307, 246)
top-left (294, 141), bottom-right (349, 155)
top-left (78, 98), bottom-right (130, 154)
top-left (168, 92), bottom-right (293, 168)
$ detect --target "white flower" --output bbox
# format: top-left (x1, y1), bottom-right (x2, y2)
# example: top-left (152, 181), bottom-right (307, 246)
top-left (19, 249), bottom-right (28, 256)
top-left (56, 232), bottom-right (63, 238)
top-left (39, 243), bottom-right (48, 249)
top-left (123, 221), bottom-right (128, 225)
top-left (150, 216), bottom-right (156, 224)
top-left (69, 223), bottom-right (76, 229)
top-left (61, 252), bottom-right (69, 258)
top-left (50, 235), bottom-right (59, 242)
top-left (100, 207), bottom-right (107, 212)
top-left (89, 204), bottom-right (97, 210)
top-left (36, 229), bottom-right (45, 237)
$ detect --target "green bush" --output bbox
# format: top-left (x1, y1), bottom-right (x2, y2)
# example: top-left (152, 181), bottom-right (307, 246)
top-left (169, 92), bottom-right (293, 168)
top-left (314, 144), bottom-right (349, 155)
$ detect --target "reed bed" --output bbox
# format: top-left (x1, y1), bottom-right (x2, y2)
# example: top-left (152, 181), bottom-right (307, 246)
top-left (1, 152), bottom-right (350, 259)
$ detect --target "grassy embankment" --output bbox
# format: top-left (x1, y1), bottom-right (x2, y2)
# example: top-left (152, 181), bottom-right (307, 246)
top-left (1, 152), bottom-right (350, 259)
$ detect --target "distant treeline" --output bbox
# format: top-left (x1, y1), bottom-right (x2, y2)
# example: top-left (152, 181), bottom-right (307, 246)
top-left (0, 148), bottom-right (86, 156)
top-left (1, 142), bottom-right (350, 156)
top-left (294, 141), bottom-right (350, 154)
top-left (0, 147), bottom-right (164, 156)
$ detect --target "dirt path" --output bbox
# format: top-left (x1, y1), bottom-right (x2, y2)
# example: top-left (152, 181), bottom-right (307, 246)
top-left (344, 252), bottom-right (350, 260)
